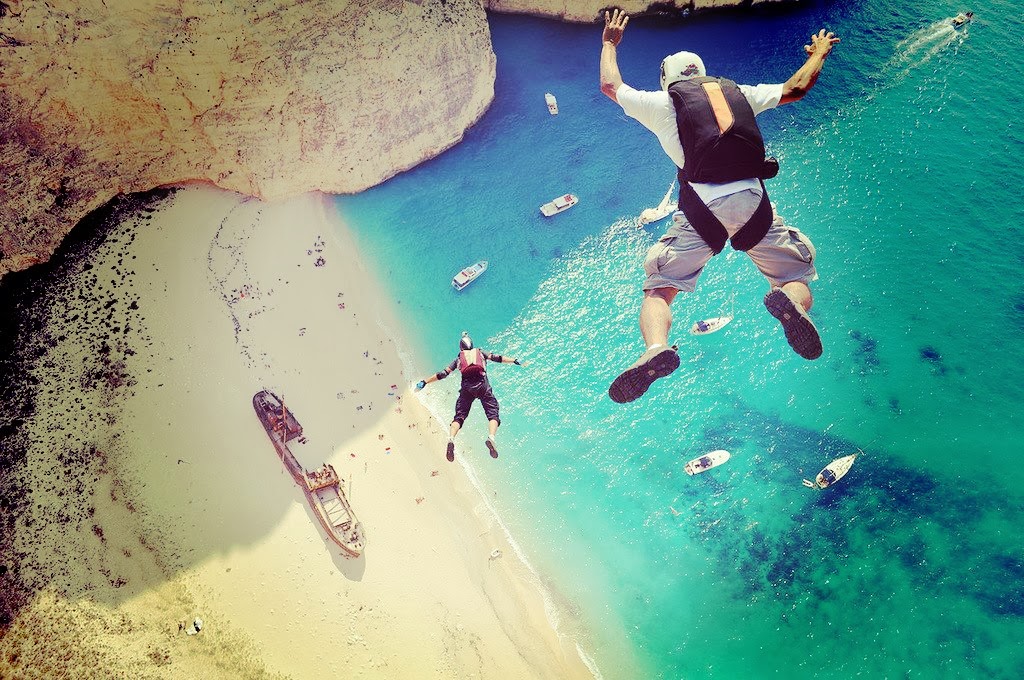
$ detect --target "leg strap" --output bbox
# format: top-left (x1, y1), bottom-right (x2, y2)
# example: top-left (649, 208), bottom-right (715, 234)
top-left (678, 178), bottom-right (728, 254)
top-left (677, 179), bottom-right (774, 254)
top-left (729, 181), bottom-right (773, 251)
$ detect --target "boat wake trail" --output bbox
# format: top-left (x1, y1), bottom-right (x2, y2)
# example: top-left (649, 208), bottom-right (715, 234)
top-left (887, 19), bottom-right (967, 81)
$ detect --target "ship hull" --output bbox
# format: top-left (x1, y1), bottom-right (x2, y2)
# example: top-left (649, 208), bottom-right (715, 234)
top-left (254, 391), bottom-right (365, 557)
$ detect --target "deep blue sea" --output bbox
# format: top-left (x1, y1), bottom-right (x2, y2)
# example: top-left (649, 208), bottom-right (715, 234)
top-left (336, 1), bottom-right (1024, 677)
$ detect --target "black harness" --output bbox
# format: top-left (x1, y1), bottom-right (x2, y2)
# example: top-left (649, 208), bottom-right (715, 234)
top-left (668, 77), bottom-right (779, 253)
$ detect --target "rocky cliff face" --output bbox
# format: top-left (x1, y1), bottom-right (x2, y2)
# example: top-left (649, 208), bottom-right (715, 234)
top-left (0, 0), bottom-right (764, 278)
top-left (0, 0), bottom-right (495, 277)
top-left (486, 0), bottom-right (782, 23)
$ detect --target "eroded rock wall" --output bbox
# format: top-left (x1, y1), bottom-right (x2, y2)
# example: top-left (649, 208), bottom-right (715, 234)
top-left (484, 0), bottom-right (785, 23)
top-left (0, 0), bottom-right (769, 279)
top-left (0, 0), bottom-right (495, 277)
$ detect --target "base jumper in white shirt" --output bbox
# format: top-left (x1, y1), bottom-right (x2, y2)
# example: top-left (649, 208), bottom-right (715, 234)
top-left (600, 9), bottom-right (840, 404)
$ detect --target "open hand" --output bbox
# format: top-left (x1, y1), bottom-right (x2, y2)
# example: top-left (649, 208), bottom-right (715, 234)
top-left (603, 9), bottom-right (629, 46)
top-left (803, 29), bottom-right (840, 57)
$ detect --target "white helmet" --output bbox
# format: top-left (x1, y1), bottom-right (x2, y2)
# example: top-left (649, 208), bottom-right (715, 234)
top-left (660, 51), bottom-right (706, 91)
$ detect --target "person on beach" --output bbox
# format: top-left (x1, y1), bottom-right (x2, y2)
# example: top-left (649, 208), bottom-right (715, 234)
top-left (414, 332), bottom-right (525, 462)
top-left (599, 9), bottom-right (840, 403)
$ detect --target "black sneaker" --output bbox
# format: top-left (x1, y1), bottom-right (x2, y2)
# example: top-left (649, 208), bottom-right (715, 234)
top-left (764, 288), bottom-right (822, 360)
top-left (486, 438), bottom-right (498, 459)
top-left (608, 345), bottom-right (680, 404)
top-left (446, 441), bottom-right (455, 462)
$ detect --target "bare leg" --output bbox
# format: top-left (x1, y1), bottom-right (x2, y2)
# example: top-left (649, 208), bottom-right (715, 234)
top-left (639, 287), bottom-right (679, 347)
top-left (609, 287), bottom-right (682, 403)
top-left (485, 420), bottom-right (499, 458)
top-left (446, 421), bottom-right (461, 462)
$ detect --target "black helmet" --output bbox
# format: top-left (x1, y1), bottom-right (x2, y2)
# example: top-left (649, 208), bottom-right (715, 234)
top-left (459, 331), bottom-right (473, 350)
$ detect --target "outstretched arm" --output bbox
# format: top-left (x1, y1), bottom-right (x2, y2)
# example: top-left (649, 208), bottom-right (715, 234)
top-left (485, 351), bottom-right (527, 366)
top-left (415, 360), bottom-right (457, 390)
top-left (779, 29), bottom-right (840, 105)
top-left (416, 374), bottom-right (441, 390)
top-left (600, 9), bottom-right (629, 103)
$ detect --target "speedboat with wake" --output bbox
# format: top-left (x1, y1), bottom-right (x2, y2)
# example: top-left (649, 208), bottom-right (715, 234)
top-left (802, 451), bottom-right (860, 489)
top-left (951, 11), bottom-right (973, 27)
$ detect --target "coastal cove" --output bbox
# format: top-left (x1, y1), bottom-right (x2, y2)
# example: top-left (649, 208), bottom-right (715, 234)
top-left (2, 2), bottom-right (1024, 679)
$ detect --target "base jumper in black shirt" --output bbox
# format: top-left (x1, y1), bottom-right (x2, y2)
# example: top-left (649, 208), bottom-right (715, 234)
top-left (415, 332), bottom-right (526, 462)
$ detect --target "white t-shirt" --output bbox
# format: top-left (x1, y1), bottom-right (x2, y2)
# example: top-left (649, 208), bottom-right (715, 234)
top-left (616, 82), bottom-right (783, 203)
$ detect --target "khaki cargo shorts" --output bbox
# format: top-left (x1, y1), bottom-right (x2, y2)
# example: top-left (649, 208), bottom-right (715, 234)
top-left (642, 188), bottom-right (817, 292)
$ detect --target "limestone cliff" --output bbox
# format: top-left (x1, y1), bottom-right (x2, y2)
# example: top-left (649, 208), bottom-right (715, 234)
top-left (0, 0), bottom-right (495, 277)
top-left (485, 0), bottom-right (784, 23)
top-left (0, 0), bottom-right (767, 279)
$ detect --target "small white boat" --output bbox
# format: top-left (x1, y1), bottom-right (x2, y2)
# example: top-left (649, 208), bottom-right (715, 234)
top-left (545, 92), bottom-right (558, 115)
top-left (690, 295), bottom-right (735, 335)
top-left (452, 260), bottom-right (487, 291)
top-left (540, 193), bottom-right (578, 217)
top-left (684, 449), bottom-right (731, 475)
top-left (690, 315), bottom-right (733, 335)
top-left (638, 181), bottom-right (676, 225)
top-left (803, 452), bottom-right (859, 489)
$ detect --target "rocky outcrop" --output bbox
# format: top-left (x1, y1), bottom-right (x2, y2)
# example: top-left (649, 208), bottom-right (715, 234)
top-left (0, 0), bottom-right (495, 277)
top-left (485, 0), bottom-right (784, 23)
top-left (0, 0), bottom-right (769, 279)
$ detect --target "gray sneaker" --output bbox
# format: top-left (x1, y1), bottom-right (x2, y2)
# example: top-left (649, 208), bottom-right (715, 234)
top-left (446, 441), bottom-right (455, 462)
top-left (485, 438), bottom-right (498, 459)
top-left (764, 288), bottom-right (822, 360)
top-left (608, 345), bottom-right (680, 404)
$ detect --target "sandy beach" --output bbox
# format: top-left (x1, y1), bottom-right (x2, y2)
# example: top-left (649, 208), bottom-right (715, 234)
top-left (0, 185), bottom-right (595, 678)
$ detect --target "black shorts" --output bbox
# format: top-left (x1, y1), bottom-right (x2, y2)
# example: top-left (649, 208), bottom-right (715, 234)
top-left (453, 379), bottom-right (500, 426)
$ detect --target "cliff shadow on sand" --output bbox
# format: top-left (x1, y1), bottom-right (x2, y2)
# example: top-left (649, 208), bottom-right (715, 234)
top-left (0, 187), bottom-right (397, 638)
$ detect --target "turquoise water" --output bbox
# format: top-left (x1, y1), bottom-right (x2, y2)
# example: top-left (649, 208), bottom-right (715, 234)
top-left (336, 2), bottom-right (1024, 677)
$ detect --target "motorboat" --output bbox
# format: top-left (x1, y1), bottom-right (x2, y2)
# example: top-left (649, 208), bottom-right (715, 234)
top-left (802, 452), bottom-right (859, 489)
top-left (545, 92), bottom-right (558, 115)
top-left (452, 260), bottom-right (488, 291)
top-left (684, 449), bottom-right (731, 475)
top-left (690, 296), bottom-right (735, 335)
top-left (540, 193), bottom-right (578, 217)
top-left (690, 315), bottom-right (733, 335)
top-left (951, 11), bottom-right (973, 26)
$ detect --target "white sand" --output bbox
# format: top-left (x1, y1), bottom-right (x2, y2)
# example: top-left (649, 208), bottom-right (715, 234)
top-left (0, 185), bottom-right (595, 678)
